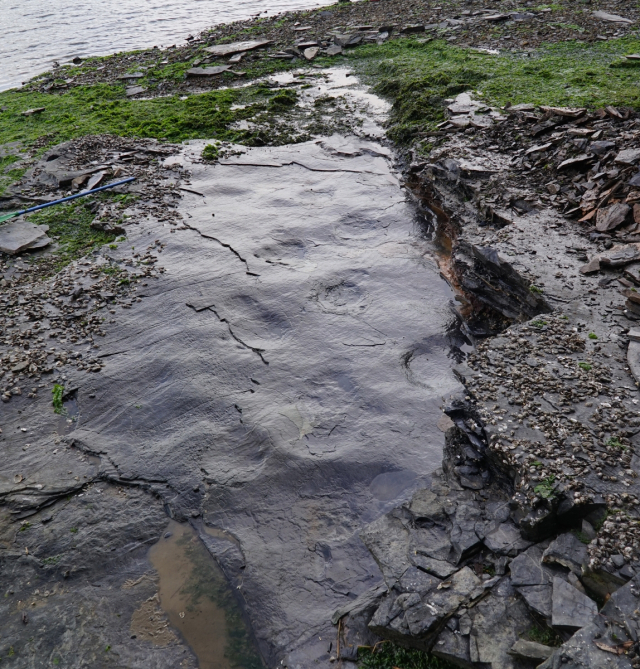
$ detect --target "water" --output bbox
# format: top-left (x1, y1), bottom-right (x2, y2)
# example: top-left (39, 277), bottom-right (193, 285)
top-left (149, 521), bottom-right (263, 669)
top-left (0, 0), bottom-right (333, 92)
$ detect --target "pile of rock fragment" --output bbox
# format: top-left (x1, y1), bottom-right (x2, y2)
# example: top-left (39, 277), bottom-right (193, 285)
top-left (0, 135), bottom-right (181, 404)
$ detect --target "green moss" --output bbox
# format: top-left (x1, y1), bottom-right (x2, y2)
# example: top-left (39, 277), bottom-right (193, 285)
top-left (0, 83), bottom-right (293, 150)
top-left (42, 555), bottom-right (62, 565)
top-left (348, 36), bottom-right (640, 144)
top-left (358, 642), bottom-right (456, 668)
top-left (525, 623), bottom-right (563, 647)
top-left (52, 384), bottom-right (65, 414)
top-left (27, 200), bottom-right (117, 273)
top-left (529, 285), bottom-right (544, 294)
top-left (588, 332), bottom-right (598, 340)
top-left (579, 362), bottom-right (592, 371)
top-left (270, 89), bottom-right (298, 108)
top-left (534, 475), bottom-right (557, 500)
top-left (606, 437), bottom-right (627, 451)
top-left (202, 143), bottom-right (219, 161)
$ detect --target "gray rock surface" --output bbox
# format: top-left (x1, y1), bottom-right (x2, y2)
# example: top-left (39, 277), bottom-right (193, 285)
top-left (509, 639), bottom-right (554, 661)
top-left (0, 220), bottom-right (50, 254)
top-left (1, 137), bottom-right (463, 667)
top-left (551, 576), bottom-right (598, 630)
top-left (543, 532), bottom-right (589, 574)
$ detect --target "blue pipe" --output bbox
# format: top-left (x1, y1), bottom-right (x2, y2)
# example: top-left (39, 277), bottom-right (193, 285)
top-left (14, 177), bottom-right (137, 217)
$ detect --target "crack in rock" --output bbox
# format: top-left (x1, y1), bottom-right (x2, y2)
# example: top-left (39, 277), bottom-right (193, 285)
top-left (185, 303), bottom-right (269, 365)
top-left (182, 220), bottom-right (256, 275)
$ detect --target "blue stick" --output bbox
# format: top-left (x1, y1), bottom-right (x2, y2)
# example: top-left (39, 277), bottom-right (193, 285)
top-left (0, 177), bottom-right (137, 223)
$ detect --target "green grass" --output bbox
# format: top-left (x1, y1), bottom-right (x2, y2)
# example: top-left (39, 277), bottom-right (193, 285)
top-left (42, 555), bottom-right (62, 565)
top-left (358, 643), bottom-right (457, 669)
top-left (27, 200), bottom-right (117, 274)
top-left (348, 36), bottom-right (640, 144)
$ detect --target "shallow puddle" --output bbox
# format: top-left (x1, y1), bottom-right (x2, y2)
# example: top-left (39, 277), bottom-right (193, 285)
top-left (149, 520), bottom-right (263, 669)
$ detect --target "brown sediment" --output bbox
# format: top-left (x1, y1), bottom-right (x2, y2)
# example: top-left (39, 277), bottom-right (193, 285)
top-left (149, 521), bottom-right (234, 669)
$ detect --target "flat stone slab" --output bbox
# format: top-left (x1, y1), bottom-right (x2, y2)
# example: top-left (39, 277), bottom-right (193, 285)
top-left (185, 65), bottom-right (232, 77)
top-left (593, 10), bottom-right (634, 24)
top-left (509, 639), bottom-right (554, 661)
top-left (628, 340), bottom-right (640, 385)
top-left (542, 532), bottom-right (588, 574)
top-left (551, 576), bottom-right (597, 630)
top-left (204, 40), bottom-right (273, 56)
top-left (0, 220), bottom-right (49, 254)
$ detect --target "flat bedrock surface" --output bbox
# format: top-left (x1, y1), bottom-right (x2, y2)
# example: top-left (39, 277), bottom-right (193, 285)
top-left (0, 136), bottom-right (462, 667)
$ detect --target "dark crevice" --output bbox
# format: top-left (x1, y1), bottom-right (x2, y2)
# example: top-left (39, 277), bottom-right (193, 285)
top-left (182, 220), bottom-right (256, 276)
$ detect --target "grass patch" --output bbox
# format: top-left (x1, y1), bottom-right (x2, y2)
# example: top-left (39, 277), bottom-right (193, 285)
top-left (531, 319), bottom-right (547, 328)
top-left (0, 83), bottom-right (300, 150)
top-left (202, 143), bottom-right (219, 161)
top-left (26, 200), bottom-right (117, 274)
top-left (348, 36), bottom-right (640, 143)
top-left (529, 285), bottom-right (544, 294)
top-left (358, 643), bottom-right (457, 669)
top-left (42, 555), bottom-right (62, 565)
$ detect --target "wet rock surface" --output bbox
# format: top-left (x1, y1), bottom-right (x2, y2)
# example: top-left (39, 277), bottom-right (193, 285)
top-left (0, 130), bottom-right (464, 666)
top-left (349, 94), bottom-right (640, 668)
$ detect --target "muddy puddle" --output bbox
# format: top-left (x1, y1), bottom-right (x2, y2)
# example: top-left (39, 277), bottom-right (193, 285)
top-left (149, 520), bottom-right (263, 669)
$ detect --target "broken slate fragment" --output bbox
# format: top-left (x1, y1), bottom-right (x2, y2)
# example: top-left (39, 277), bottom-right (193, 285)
top-left (204, 40), bottom-right (273, 56)
top-left (483, 522), bottom-right (532, 556)
top-left (0, 221), bottom-right (50, 254)
top-left (303, 47), bottom-right (319, 61)
top-left (118, 72), bottom-right (144, 80)
top-left (508, 639), bottom-right (554, 661)
top-left (600, 242), bottom-right (640, 267)
top-left (596, 203), bottom-right (631, 232)
top-left (410, 554), bottom-right (457, 579)
top-left (20, 108), bottom-right (45, 116)
top-left (551, 577), bottom-right (597, 630)
top-left (326, 45), bottom-right (343, 56)
top-left (186, 66), bottom-right (232, 78)
top-left (615, 149), bottom-right (640, 165)
top-left (542, 533), bottom-right (588, 575)
top-left (558, 154), bottom-right (594, 172)
top-left (510, 545), bottom-right (550, 586)
top-left (593, 10), bottom-right (634, 24)
top-left (125, 86), bottom-right (146, 97)
top-left (590, 140), bottom-right (616, 156)
top-left (518, 584), bottom-right (553, 617)
top-left (403, 567), bottom-right (483, 638)
top-left (627, 340), bottom-right (640, 385)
